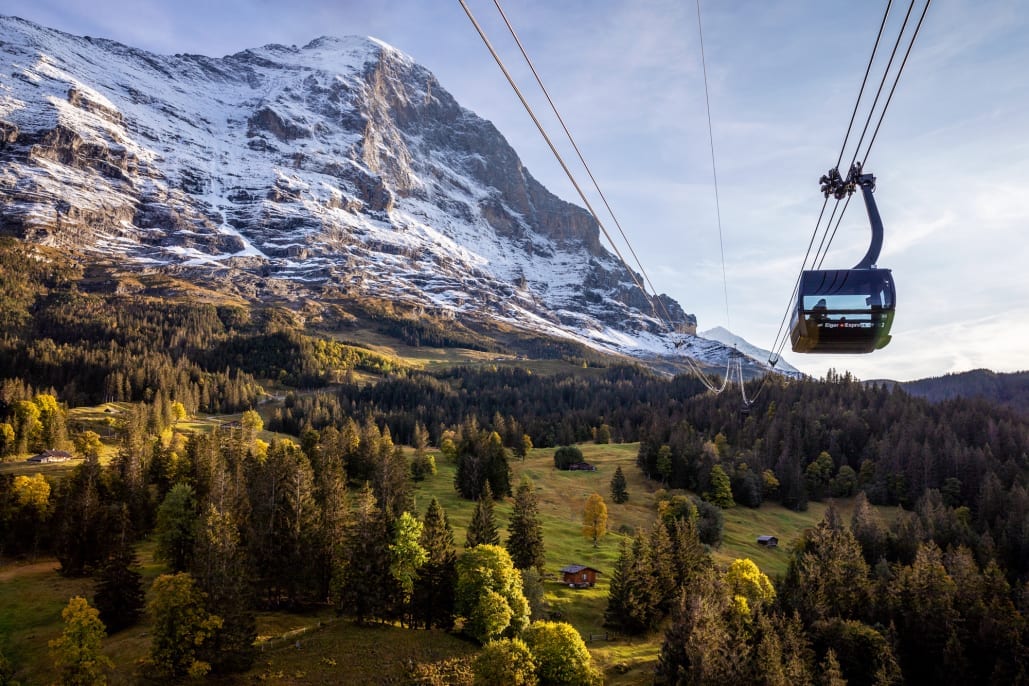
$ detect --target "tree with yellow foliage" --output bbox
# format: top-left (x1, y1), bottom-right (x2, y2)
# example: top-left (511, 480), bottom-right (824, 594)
top-left (724, 558), bottom-right (776, 613)
top-left (582, 493), bottom-right (608, 548)
top-left (48, 596), bottom-right (112, 686)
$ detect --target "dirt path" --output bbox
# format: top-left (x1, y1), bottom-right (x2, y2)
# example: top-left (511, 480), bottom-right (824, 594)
top-left (0, 558), bottom-right (59, 582)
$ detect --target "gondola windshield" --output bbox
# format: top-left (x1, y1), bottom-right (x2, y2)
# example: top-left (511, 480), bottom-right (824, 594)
top-left (791, 268), bottom-right (895, 354)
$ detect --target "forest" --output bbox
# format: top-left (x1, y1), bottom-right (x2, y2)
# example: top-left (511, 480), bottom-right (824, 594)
top-left (2, 238), bottom-right (1029, 684)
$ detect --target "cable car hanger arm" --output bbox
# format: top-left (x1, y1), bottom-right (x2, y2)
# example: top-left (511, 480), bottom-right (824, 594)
top-left (818, 162), bottom-right (883, 269)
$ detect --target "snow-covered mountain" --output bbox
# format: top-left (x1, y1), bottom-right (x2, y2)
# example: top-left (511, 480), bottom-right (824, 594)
top-left (0, 15), bottom-right (776, 372)
top-left (700, 327), bottom-right (801, 376)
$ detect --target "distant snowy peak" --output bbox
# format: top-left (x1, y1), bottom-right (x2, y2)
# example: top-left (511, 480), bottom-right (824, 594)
top-left (0, 15), bottom-right (745, 367)
top-left (700, 327), bottom-right (802, 376)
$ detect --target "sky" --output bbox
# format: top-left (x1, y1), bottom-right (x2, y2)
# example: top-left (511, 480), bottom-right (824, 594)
top-left (5, 0), bottom-right (1028, 382)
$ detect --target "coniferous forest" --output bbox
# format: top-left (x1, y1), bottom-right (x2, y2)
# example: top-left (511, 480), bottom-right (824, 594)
top-left (2, 238), bottom-right (1029, 684)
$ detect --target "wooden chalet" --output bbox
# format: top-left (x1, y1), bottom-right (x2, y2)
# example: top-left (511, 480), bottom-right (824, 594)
top-left (756, 535), bottom-right (779, 547)
top-left (560, 564), bottom-right (601, 588)
top-left (27, 449), bottom-right (73, 464)
top-left (567, 462), bottom-right (596, 471)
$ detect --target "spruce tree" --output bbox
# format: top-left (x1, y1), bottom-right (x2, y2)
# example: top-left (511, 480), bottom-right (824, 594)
top-left (194, 503), bottom-right (256, 674)
top-left (648, 521), bottom-right (678, 613)
top-left (506, 478), bottom-right (546, 574)
top-left (605, 533), bottom-right (661, 634)
top-left (93, 545), bottom-right (145, 633)
top-left (154, 483), bottom-right (198, 573)
top-left (610, 465), bottom-right (629, 504)
top-left (466, 482), bottom-right (500, 548)
top-left (335, 484), bottom-right (395, 624)
top-left (412, 498), bottom-right (457, 629)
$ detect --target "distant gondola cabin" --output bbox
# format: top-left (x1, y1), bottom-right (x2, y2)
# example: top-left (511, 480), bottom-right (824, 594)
top-left (560, 564), bottom-right (601, 588)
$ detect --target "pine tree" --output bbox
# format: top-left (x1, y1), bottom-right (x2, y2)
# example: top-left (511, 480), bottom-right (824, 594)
top-left (648, 521), bottom-right (678, 613)
top-left (506, 478), bottom-right (546, 573)
top-left (605, 533), bottom-right (661, 634)
top-left (610, 465), bottom-right (629, 504)
top-left (412, 498), bottom-right (457, 629)
top-left (466, 482), bottom-right (500, 548)
top-left (669, 516), bottom-right (710, 594)
top-left (705, 464), bottom-right (735, 508)
top-left (335, 484), bottom-right (395, 624)
top-left (374, 432), bottom-right (412, 517)
top-left (154, 483), bottom-right (198, 572)
top-left (53, 456), bottom-right (112, 576)
top-left (193, 503), bottom-right (256, 674)
top-left (248, 439), bottom-right (319, 606)
top-left (93, 545), bottom-right (145, 633)
top-left (820, 649), bottom-right (846, 686)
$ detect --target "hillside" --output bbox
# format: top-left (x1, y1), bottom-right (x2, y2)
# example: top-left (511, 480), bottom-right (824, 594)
top-left (898, 368), bottom-right (1029, 413)
top-left (0, 438), bottom-right (897, 685)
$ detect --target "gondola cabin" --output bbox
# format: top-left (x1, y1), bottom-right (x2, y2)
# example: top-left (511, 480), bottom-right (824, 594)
top-left (791, 164), bottom-right (896, 355)
top-left (790, 268), bottom-right (895, 354)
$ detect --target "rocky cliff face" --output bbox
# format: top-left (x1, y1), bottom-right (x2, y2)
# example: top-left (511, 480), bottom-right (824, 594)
top-left (0, 17), bottom-right (725, 362)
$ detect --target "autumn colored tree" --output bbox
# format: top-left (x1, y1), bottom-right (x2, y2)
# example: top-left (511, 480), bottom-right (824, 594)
top-left (515, 433), bottom-right (533, 461)
top-left (724, 558), bottom-right (776, 612)
top-left (12, 472), bottom-right (49, 521)
top-left (72, 431), bottom-right (103, 461)
top-left (48, 596), bottom-right (111, 686)
top-left (581, 493), bottom-right (608, 547)
top-left (33, 394), bottom-right (67, 451)
top-left (147, 573), bottom-right (223, 679)
top-left (506, 477), bottom-right (546, 573)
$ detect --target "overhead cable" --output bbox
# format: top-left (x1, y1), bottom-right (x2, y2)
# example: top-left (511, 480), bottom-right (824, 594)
top-left (695, 0), bottom-right (732, 332)
top-left (489, 0), bottom-right (676, 328)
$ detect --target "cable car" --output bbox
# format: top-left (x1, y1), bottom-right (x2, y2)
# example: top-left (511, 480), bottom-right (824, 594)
top-left (790, 165), bottom-right (895, 354)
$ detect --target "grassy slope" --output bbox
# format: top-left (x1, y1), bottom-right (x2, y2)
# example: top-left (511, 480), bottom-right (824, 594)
top-left (1, 427), bottom-right (896, 684)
